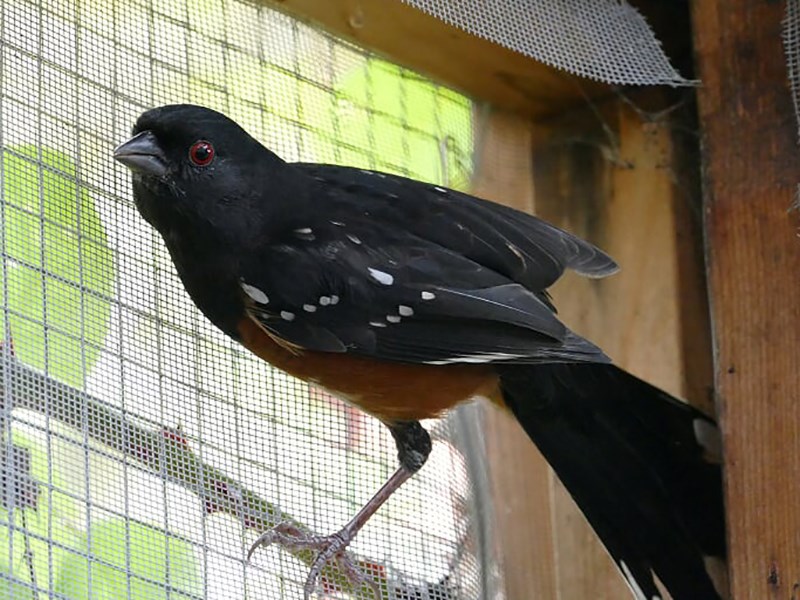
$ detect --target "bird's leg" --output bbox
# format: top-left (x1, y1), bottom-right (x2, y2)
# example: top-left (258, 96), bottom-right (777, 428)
top-left (388, 420), bottom-right (434, 473)
top-left (248, 421), bottom-right (432, 599)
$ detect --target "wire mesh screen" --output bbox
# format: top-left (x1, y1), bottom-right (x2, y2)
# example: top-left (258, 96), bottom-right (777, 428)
top-left (0, 0), bottom-right (494, 598)
top-left (783, 0), bottom-right (800, 207)
top-left (402, 0), bottom-right (693, 86)
top-left (785, 0), bottom-right (800, 140)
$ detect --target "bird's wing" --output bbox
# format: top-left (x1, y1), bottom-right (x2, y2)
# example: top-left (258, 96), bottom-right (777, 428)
top-left (238, 217), bottom-right (607, 365)
top-left (292, 164), bottom-right (619, 292)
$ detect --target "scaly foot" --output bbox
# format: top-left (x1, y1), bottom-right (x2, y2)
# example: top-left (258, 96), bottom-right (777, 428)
top-left (248, 467), bottom-right (416, 598)
top-left (247, 521), bottom-right (380, 599)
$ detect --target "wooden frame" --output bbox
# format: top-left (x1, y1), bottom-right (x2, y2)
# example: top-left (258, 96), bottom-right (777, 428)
top-left (269, 1), bottom-right (692, 119)
top-left (693, 2), bottom-right (800, 598)
top-left (266, 0), bottom-right (800, 597)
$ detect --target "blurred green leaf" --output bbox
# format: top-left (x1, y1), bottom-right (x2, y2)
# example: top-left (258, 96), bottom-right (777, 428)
top-left (0, 433), bottom-right (82, 598)
top-left (55, 519), bottom-right (202, 599)
top-left (0, 577), bottom-right (35, 600)
top-left (215, 57), bottom-right (473, 189)
top-left (336, 59), bottom-right (473, 189)
top-left (1, 145), bottom-right (114, 386)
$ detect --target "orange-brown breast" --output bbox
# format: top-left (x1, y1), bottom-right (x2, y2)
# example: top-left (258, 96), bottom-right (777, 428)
top-left (237, 316), bottom-right (503, 422)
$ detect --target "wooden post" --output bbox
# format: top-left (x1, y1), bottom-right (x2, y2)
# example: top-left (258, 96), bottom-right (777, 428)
top-left (693, 3), bottom-right (800, 598)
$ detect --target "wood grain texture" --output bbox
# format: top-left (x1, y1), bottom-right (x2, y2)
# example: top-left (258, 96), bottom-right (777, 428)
top-left (692, 2), bottom-right (800, 599)
top-left (534, 97), bottom-right (714, 599)
top-left (265, 0), bottom-right (605, 118)
top-left (472, 109), bottom-right (560, 600)
top-left (474, 93), bottom-right (714, 598)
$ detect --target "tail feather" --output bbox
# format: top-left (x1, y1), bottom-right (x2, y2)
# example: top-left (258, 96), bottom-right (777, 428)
top-left (496, 362), bottom-right (725, 600)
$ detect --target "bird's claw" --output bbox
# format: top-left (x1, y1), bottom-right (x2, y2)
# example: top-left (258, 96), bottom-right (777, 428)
top-left (247, 521), bottom-right (381, 599)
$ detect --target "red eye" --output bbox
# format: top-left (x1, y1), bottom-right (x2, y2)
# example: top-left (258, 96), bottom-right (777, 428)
top-left (189, 140), bottom-right (215, 166)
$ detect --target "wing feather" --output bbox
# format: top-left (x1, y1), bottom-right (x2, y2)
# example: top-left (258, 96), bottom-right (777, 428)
top-left (239, 219), bottom-right (608, 365)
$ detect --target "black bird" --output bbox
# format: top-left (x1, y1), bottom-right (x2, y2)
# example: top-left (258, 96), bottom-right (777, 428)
top-left (114, 104), bottom-right (726, 600)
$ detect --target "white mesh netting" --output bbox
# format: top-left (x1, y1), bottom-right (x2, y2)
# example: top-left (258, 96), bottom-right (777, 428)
top-left (402, 0), bottom-right (693, 86)
top-left (785, 0), bottom-right (800, 140)
top-left (0, 0), bottom-right (498, 598)
top-left (783, 0), bottom-right (800, 207)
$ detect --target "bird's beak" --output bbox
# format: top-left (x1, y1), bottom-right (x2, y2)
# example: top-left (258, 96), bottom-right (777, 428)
top-left (113, 131), bottom-right (168, 177)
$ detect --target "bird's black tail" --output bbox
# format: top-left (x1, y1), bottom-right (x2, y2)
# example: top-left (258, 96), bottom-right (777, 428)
top-left (496, 362), bottom-right (726, 600)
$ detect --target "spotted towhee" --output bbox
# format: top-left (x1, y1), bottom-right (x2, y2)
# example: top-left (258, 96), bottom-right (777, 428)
top-left (114, 104), bottom-right (725, 600)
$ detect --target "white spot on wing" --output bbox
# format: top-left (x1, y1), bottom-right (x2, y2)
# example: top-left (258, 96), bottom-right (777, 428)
top-left (319, 296), bottom-right (331, 306)
top-left (359, 169), bottom-right (372, 175)
top-left (434, 186), bottom-right (447, 193)
top-left (369, 321), bottom-right (387, 328)
top-left (506, 242), bottom-right (525, 264)
top-left (330, 295), bottom-right (339, 305)
top-left (293, 227), bottom-right (315, 240)
top-left (421, 291), bottom-right (435, 300)
top-left (280, 311), bottom-right (295, 321)
top-left (367, 268), bottom-right (394, 285)
top-left (330, 221), bottom-right (345, 227)
top-left (241, 282), bottom-right (269, 305)
top-left (398, 305), bottom-right (414, 316)
top-left (620, 561), bottom-right (649, 600)
top-left (459, 353), bottom-right (521, 363)
top-left (303, 304), bottom-right (317, 312)
top-left (424, 352), bottom-right (522, 365)
top-left (386, 315), bottom-right (401, 323)
top-left (346, 233), bottom-right (362, 245)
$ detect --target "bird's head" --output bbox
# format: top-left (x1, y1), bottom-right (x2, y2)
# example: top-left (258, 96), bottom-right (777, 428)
top-left (113, 104), bottom-right (283, 241)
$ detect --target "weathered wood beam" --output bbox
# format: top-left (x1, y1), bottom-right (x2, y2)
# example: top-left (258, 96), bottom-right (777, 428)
top-left (692, 1), bottom-right (800, 598)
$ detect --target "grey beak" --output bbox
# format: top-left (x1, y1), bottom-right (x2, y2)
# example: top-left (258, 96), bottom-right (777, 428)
top-left (113, 131), bottom-right (168, 177)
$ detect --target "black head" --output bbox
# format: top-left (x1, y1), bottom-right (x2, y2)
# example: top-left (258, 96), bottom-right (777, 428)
top-left (114, 104), bottom-right (284, 242)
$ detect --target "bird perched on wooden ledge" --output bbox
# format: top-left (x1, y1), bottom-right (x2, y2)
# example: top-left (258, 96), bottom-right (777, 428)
top-left (114, 104), bottom-right (726, 600)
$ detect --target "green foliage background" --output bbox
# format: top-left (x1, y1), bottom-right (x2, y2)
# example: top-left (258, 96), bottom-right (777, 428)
top-left (1, 146), bottom-right (113, 387)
